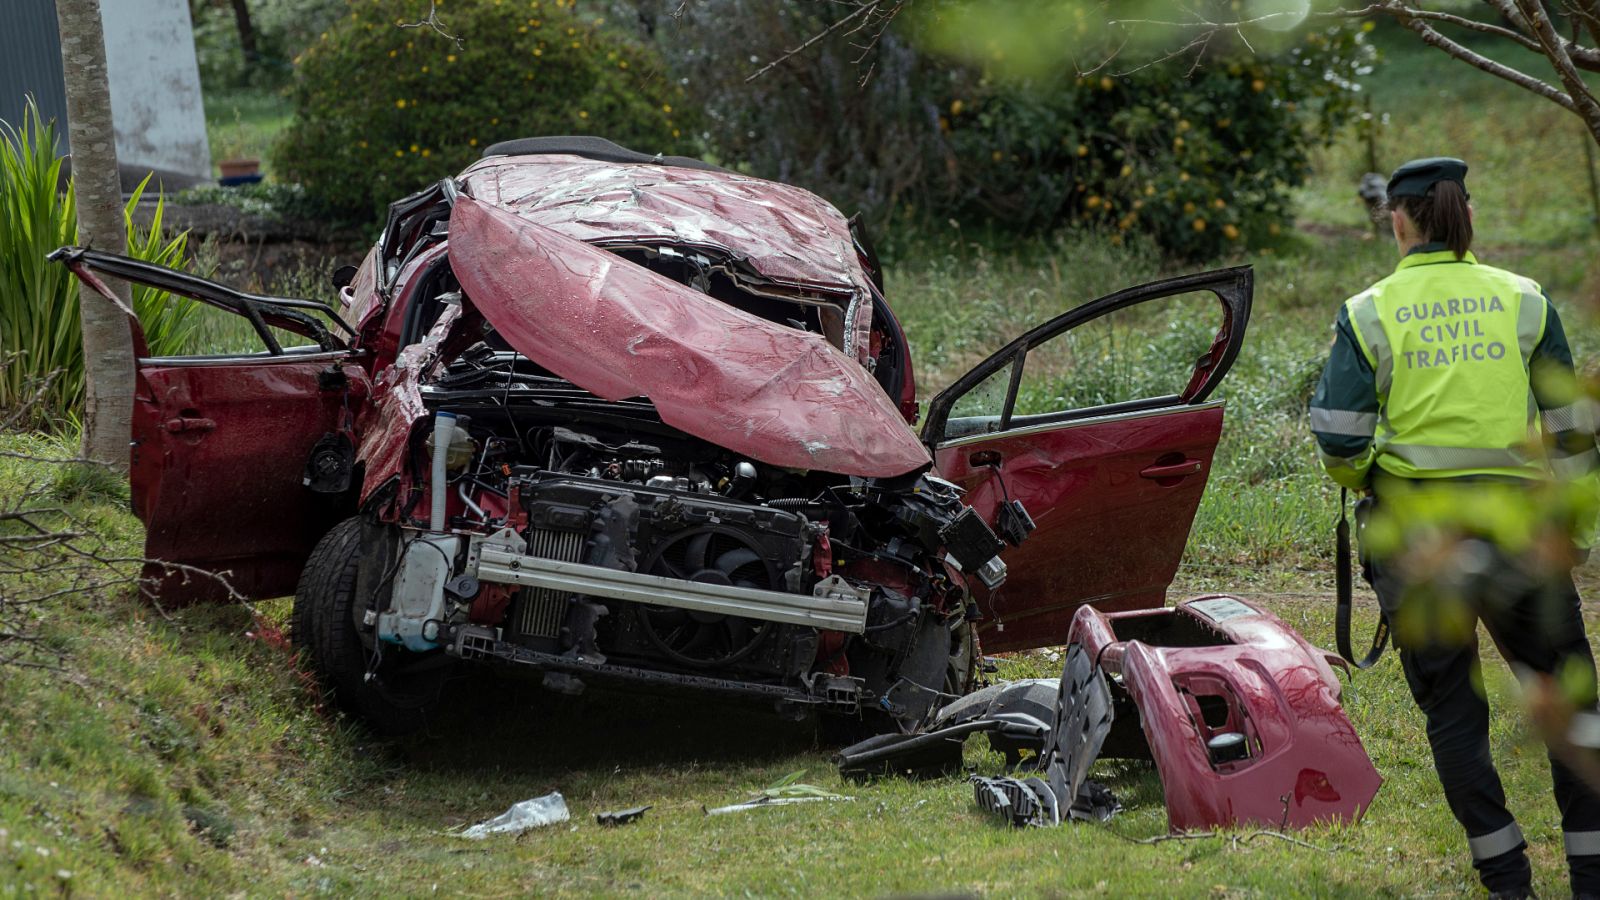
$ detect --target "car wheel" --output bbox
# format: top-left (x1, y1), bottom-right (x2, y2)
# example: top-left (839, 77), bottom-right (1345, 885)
top-left (946, 618), bottom-right (977, 697)
top-left (820, 617), bottom-right (978, 746)
top-left (293, 517), bottom-right (450, 736)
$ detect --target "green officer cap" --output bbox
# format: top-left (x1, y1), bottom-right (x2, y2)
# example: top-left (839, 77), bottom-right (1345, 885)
top-left (1386, 157), bottom-right (1469, 201)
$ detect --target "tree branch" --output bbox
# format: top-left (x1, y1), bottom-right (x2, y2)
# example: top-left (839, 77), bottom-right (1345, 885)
top-left (1331, 2), bottom-right (1600, 72)
top-left (1380, 4), bottom-right (1542, 53)
top-left (746, 1), bottom-right (878, 83)
top-left (1509, 0), bottom-right (1600, 141)
top-left (1565, 0), bottom-right (1600, 42)
top-left (1377, 3), bottom-right (1578, 113)
top-left (398, 0), bottom-right (463, 49)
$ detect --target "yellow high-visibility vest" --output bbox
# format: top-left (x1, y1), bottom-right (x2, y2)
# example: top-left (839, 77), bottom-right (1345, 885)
top-left (1343, 249), bottom-right (1552, 481)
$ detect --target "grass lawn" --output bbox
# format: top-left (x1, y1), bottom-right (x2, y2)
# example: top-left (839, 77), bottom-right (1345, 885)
top-left (5, 20), bottom-right (1600, 899)
top-left (2, 447), bottom-right (1595, 896)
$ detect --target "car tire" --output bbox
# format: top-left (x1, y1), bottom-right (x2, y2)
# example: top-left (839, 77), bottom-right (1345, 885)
top-left (946, 618), bottom-right (977, 697)
top-left (293, 517), bottom-right (449, 736)
top-left (820, 618), bottom-right (978, 746)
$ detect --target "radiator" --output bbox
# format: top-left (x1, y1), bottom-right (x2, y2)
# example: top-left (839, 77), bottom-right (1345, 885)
top-left (514, 527), bottom-right (585, 638)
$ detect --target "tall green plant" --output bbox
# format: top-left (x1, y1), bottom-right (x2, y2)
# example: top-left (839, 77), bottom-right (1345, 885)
top-left (123, 182), bottom-right (194, 356)
top-left (0, 98), bottom-right (199, 428)
top-left (0, 99), bottom-right (78, 421)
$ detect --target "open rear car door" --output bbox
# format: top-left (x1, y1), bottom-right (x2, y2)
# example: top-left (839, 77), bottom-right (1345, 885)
top-left (52, 248), bottom-right (369, 603)
top-left (923, 267), bottom-right (1252, 652)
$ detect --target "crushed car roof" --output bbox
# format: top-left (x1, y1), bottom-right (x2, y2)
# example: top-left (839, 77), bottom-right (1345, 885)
top-left (457, 152), bottom-right (873, 298)
top-left (447, 197), bottom-right (932, 477)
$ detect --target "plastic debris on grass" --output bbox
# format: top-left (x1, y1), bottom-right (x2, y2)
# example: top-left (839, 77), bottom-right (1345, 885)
top-left (456, 792), bottom-right (570, 838)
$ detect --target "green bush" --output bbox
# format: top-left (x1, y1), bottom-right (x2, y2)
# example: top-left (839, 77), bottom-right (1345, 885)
top-left (625, 1), bottom-right (1371, 260)
top-left (0, 100), bottom-right (195, 428)
top-left (274, 0), bottom-right (693, 225)
top-left (927, 26), bottom-right (1373, 259)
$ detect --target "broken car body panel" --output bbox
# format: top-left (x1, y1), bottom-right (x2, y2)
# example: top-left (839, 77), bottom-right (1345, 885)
top-left (354, 301), bottom-right (461, 507)
top-left (843, 595), bottom-right (1378, 832)
top-left (446, 196), bottom-right (931, 478)
top-left (1069, 596), bottom-right (1381, 830)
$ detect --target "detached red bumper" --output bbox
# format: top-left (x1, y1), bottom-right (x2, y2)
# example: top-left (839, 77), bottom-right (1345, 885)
top-left (1069, 595), bottom-right (1381, 831)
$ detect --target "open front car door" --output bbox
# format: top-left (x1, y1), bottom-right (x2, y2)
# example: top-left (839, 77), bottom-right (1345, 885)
top-left (923, 267), bottom-right (1253, 652)
top-left (52, 248), bottom-right (369, 603)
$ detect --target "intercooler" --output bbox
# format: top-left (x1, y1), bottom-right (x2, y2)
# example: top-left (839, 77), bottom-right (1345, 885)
top-left (514, 527), bottom-right (585, 639)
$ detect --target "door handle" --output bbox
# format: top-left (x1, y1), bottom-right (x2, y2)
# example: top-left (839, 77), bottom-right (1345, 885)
top-left (164, 416), bottom-right (217, 434)
top-left (1139, 459), bottom-right (1203, 480)
top-left (969, 449), bottom-right (1003, 467)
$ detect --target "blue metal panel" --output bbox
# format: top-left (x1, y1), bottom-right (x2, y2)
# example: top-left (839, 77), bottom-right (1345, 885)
top-left (0, 0), bottom-right (71, 151)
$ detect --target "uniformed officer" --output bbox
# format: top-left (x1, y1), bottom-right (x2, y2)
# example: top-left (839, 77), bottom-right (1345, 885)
top-left (1310, 157), bottom-right (1600, 898)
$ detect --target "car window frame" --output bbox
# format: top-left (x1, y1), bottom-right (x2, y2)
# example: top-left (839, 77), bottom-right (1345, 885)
top-left (921, 266), bottom-right (1253, 446)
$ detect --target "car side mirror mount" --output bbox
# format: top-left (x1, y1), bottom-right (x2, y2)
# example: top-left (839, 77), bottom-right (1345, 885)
top-left (331, 264), bottom-right (359, 291)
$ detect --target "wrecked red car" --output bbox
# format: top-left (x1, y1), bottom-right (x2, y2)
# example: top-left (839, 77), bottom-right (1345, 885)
top-left (54, 137), bottom-right (1264, 744)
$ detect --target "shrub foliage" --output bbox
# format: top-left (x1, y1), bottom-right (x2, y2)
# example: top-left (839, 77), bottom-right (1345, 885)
top-left (621, 0), bottom-right (1372, 259)
top-left (932, 36), bottom-right (1373, 259)
top-left (274, 0), bottom-right (692, 224)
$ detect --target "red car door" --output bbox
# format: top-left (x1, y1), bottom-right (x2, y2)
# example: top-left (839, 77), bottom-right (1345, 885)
top-left (923, 267), bottom-right (1252, 652)
top-left (55, 248), bottom-right (369, 604)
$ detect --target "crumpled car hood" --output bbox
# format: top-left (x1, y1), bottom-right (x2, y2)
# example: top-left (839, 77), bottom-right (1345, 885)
top-left (458, 154), bottom-right (871, 296)
top-left (446, 197), bottom-right (931, 477)
top-left (459, 153), bottom-right (875, 361)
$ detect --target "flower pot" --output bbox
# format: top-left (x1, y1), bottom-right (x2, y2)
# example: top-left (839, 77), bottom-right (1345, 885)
top-left (218, 157), bottom-right (260, 179)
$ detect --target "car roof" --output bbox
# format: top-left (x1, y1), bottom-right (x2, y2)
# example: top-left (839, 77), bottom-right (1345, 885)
top-left (459, 137), bottom-right (870, 297)
top-left (479, 136), bottom-right (734, 174)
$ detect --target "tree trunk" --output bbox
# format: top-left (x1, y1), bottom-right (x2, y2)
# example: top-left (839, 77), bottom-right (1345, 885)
top-left (55, 0), bottom-right (134, 470)
top-left (230, 0), bottom-right (258, 63)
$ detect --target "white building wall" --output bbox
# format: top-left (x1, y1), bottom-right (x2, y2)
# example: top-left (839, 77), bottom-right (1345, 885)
top-left (100, 0), bottom-right (211, 178)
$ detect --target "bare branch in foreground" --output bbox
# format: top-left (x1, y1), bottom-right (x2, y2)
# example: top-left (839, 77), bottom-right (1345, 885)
top-left (1115, 828), bottom-right (1337, 853)
top-left (0, 362), bottom-right (245, 675)
top-left (745, 1), bottom-right (879, 83)
top-left (398, 0), bottom-right (463, 49)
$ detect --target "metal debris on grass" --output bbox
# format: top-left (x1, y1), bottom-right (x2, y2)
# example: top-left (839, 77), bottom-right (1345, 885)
top-left (595, 805), bottom-right (651, 827)
top-left (704, 770), bottom-right (854, 816)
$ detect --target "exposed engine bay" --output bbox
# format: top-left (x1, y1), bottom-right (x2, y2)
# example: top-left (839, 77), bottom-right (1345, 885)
top-left (358, 251), bottom-right (1015, 729)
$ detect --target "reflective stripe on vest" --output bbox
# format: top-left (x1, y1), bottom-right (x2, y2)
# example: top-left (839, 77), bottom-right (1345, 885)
top-left (1347, 291), bottom-right (1392, 395)
top-left (1385, 444), bottom-right (1531, 470)
top-left (1517, 281), bottom-right (1547, 361)
top-left (1551, 447), bottom-right (1600, 480)
top-left (1309, 407), bottom-right (1378, 437)
top-left (1542, 400), bottom-right (1594, 434)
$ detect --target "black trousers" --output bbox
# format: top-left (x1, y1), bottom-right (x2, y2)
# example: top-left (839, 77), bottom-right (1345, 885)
top-left (1369, 551), bottom-right (1600, 894)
